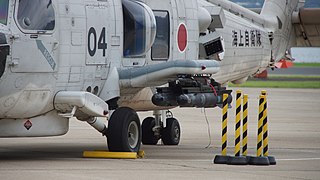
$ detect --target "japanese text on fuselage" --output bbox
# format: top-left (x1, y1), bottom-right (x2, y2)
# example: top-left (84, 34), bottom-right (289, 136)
top-left (232, 30), bottom-right (261, 47)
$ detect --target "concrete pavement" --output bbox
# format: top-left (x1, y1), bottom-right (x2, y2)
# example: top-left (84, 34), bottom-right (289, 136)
top-left (0, 88), bottom-right (319, 180)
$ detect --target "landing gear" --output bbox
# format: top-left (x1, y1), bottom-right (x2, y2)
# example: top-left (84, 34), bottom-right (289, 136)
top-left (141, 117), bottom-right (160, 145)
top-left (107, 107), bottom-right (141, 152)
top-left (141, 110), bottom-right (181, 146)
top-left (162, 118), bottom-right (180, 145)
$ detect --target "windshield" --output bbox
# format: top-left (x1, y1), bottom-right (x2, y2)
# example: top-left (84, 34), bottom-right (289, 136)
top-left (122, 0), bottom-right (156, 58)
top-left (0, 0), bottom-right (9, 25)
top-left (17, 0), bottom-right (55, 31)
top-left (123, 0), bottom-right (147, 57)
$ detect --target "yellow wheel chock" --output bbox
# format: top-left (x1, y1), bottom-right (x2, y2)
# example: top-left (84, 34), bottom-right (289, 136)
top-left (83, 150), bottom-right (145, 159)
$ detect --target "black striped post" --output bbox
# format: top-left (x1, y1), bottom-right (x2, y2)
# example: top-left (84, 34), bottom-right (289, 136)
top-left (234, 90), bottom-right (242, 157)
top-left (227, 90), bottom-right (247, 165)
top-left (262, 94), bottom-right (269, 157)
top-left (222, 93), bottom-right (228, 156)
top-left (242, 94), bottom-right (248, 156)
top-left (249, 95), bottom-right (269, 165)
top-left (214, 94), bottom-right (230, 164)
top-left (261, 90), bottom-right (276, 165)
top-left (257, 95), bottom-right (265, 157)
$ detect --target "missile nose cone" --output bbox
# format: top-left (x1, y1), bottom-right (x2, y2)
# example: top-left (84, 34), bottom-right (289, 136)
top-left (152, 94), bottom-right (164, 105)
top-left (153, 94), bottom-right (163, 101)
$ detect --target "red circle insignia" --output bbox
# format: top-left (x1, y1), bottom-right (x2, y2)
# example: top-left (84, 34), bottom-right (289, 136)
top-left (177, 23), bottom-right (187, 52)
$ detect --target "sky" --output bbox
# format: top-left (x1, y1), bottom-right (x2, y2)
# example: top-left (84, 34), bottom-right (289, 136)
top-left (229, 0), bottom-right (320, 62)
top-left (291, 48), bottom-right (320, 62)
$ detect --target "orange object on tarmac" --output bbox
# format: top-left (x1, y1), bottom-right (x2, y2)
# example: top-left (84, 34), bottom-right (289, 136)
top-left (275, 59), bottom-right (293, 69)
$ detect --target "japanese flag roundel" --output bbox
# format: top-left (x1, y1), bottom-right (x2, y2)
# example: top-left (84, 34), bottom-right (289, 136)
top-left (177, 23), bottom-right (187, 52)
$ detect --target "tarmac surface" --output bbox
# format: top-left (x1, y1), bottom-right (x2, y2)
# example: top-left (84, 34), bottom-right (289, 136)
top-left (0, 88), bottom-right (320, 180)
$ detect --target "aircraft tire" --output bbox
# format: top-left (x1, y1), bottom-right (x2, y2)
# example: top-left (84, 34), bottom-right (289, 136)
top-left (107, 107), bottom-right (141, 152)
top-left (142, 117), bottom-right (159, 145)
top-left (162, 118), bottom-right (180, 145)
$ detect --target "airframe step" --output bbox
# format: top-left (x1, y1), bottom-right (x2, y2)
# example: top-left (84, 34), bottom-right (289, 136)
top-left (83, 150), bottom-right (145, 159)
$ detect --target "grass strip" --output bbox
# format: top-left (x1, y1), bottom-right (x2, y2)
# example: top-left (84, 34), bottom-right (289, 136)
top-left (229, 81), bottom-right (320, 88)
top-left (293, 63), bottom-right (320, 67)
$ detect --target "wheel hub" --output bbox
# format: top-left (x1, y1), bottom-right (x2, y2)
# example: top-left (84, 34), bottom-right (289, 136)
top-left (128, 121), bottom-right (139, 148)
top-left (173, 126), bottom-right (180, 141)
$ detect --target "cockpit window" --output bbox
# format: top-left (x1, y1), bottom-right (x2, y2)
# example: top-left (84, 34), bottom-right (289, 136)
top-left (17, 0), bottom-right (55, 31)
top-left (123, 0), bottom-right (146, 57)
top-left (0, 0), bottom-right (9, 25)
top-left (122, 0), bottom-right (156, 58)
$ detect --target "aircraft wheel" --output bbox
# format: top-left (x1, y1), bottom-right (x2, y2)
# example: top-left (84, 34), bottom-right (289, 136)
top-left (107, 107), bottom-right (141, 152)
top-left (142, 117), bottom-right (159, 145)
top-left (162, 118), bottom-right (180, 145)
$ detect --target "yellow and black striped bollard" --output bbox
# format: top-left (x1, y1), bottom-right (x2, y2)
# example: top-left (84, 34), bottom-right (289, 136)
top-left (227, 90), bottom-right (247, 165)
top-left (222, 94), bottom-right (228, 156)
top-left (262, 91), bottom-right (268, 157)
top-left (257, 95), bottom-right (265, 157)
top-left (261, 90), bottom-right (276, 165)
top-left (214, 94), bottom-right (230, 164)
top-left (242, 94), bottom-right (248, 156)
top-left (249, 95), bottom-right (269, 165)
top-left (235, 90), bottom-right (242, 157)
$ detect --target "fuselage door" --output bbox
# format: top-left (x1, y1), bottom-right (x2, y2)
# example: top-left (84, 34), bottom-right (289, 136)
top-left (10, 0), bottom-right (58, 73)
top-left (85, 4), bottom-right (110, 65)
